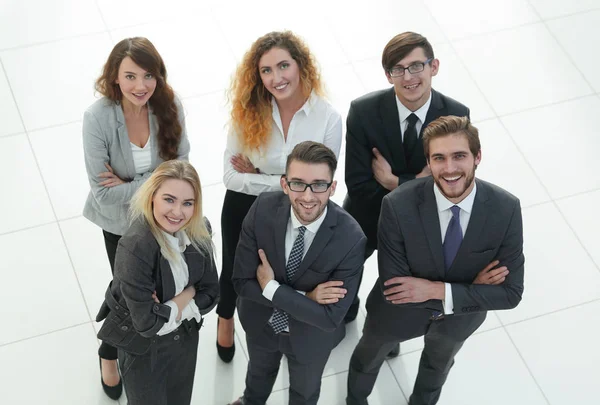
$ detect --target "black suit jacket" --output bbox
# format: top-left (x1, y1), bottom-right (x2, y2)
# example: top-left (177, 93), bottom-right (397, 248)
top-left (366, 177), bottom-right (525, 337)
top-left (96, 218), bottom-right (219, 350)
top-left (343, 88), bottom-right (470, 249)
top-left (232, 192), bottom-right (367, 362)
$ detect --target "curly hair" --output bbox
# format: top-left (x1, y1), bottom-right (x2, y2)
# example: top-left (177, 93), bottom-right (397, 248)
top-left (96, 37), bottom-right (182, 161)
top-left (229, 31), bottom-right (324, 152)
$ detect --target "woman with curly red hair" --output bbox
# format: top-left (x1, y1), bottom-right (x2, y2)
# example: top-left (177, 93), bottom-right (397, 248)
top-left (217, 31), bottom-right (342, 363)
top-left (82, 37), bottom-right (190, 399)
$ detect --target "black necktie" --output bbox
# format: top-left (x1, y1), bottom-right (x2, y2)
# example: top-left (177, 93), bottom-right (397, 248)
top-left (443, 206), bottom-right (463, 271)
top-left (403, 113), bottom-right (419, 160)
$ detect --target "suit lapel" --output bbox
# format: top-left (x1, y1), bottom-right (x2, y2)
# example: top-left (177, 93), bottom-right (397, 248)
top-left (448, 180), bottom-right (490, 273)
top-left (418, 179), bottom-right (445, 278)
top-left (116, 103), bottom-right (136, 179)
top-left (380, 88), bottom-right (407, 172)
top-left (290, 202), bottom-right (336, 283)
top-left (273, 198), bottom-right (290, 281)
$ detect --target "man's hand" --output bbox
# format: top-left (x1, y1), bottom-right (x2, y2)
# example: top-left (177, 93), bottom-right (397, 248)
top-left (383, 276), bottom-right (444, 304)
top-left (371, 148), bottom-right (398, 191)
top-left (415, 165), bottom-right (432, 178)
top-left (473, 260), bottom-right (509, 285)
top-left (256, 249), bottom-right (275, 290)
top-left (307, 281), bottom-right (347, 304)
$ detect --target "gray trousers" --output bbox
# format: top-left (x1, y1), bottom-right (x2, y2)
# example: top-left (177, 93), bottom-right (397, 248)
top-left (347, 312), bottom-right (486, 405)
top-left (242, 325), bottom-right (331, 405)
top-left (119, 319), bottom-right (200, 405)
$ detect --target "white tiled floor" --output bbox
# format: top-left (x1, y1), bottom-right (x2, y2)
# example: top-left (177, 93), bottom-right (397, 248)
top-left (0, 1), bottom-right (598, 404)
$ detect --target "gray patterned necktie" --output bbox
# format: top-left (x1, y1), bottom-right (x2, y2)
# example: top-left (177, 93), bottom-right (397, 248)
top-left (269, 226), bottom-right (306, 335)
top-left (270, 226), bottom-right (306, 334)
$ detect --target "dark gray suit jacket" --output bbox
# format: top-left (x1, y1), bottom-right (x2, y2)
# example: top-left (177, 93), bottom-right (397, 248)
top-left (343, 88), bottom-right (469, 249)
top-left (232, 192), bottom-right (367, 362)
top-left (366, 177), bottom-right (524, 337)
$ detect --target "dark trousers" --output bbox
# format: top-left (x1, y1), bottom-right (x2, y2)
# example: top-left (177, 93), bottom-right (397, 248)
top-left (217, 190), bottom-right (257, 319)
top-left (347, 311), bottom-right (486, 405)
top-left (119, 319), bottom-right (200, 405)
top-left (98, 229), bottom-right (121, 360)
top-left (243, 326), bottom-right (330, 405)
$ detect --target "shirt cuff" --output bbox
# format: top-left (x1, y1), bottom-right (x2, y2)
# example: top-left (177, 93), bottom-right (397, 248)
top-left (157, 300), bottom-right (179, 336)
top-left (296, 290), bottom-right (306, 296)
top-left (262, 280), bottom-right (281, 301)
top-left (442, 283), bottom-right (454, 315)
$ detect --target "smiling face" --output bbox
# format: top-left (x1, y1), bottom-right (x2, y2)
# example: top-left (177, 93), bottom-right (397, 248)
top-left (152, 178), bottom-right (195, 235)
top-left (116, 56), bottom-right (157, 109)
top-left (428, 132), bottom-right (481, 204)
top-left (258, 47), bottom-right (303, 105)
top-left (386, 47), bottom-right (438, 111)
top-left (281, 160), bottom-right (336, 225)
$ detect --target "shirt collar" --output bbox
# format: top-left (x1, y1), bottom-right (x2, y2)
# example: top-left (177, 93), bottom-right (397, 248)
top-left (272, 90), bottom-right (317, 119)
top-left (433, 181), bottom-right (477, 214)
top-left (290, 205), bottom-right (328, 234)
top-left (161, 229), bottom-right (191, 252)
top-left (395, 91), bottom-right (432, 126)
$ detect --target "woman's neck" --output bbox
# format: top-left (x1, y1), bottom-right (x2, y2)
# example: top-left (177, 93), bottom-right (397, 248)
top-left (121, 98), bottom-right (147, 117)
top-left (274, 91), bottom-right (307, 116)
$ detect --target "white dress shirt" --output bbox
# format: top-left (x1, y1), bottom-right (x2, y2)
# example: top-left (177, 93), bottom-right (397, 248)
top-left (130, 141), bottom-right (152, 175)
top-left (433, 182), bottom-right (477, 315)
top-left (262, 206), bottom-right (329, 331)
top-left (223, 92), bottom-right (342, 196)
top-left (395, 91), bottom-right (432, 141)
top-left (157, 230), bottom-right (202, 335)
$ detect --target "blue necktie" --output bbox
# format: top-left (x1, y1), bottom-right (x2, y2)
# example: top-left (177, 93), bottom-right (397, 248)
top-left (270, 226), bottom-right (306, 334)
top-left (443, 206), bottom-right (463, 271)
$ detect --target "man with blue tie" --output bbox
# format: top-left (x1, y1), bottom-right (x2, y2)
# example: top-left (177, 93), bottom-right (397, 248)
top-left (229, 141), bottom-right (367, 405)
top-left (346, 116), bottom-right (525, 405)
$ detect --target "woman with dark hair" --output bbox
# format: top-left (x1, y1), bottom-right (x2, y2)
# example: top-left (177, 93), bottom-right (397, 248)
top-left (82, 37), bottom-right (190, 399)
top-left (96, 160), bottom-right (218, 405)
top-left (216, 31), bottom-right (342, 363)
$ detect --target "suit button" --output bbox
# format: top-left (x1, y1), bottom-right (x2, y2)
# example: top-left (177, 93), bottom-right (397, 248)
top-left (115, 305), bottom-right (120, 310)
top-left (123, 311), bottom-right (129, 316)
top-left (173, 335), bottom-right (180, 341)
top-left (121, 325), bottom-right (129, 331)
top-left (154, 305), bottom-right (159, 312)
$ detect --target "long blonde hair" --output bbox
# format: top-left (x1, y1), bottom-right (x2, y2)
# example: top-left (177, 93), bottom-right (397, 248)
top-left (129, 160), bottom-right (213, 261)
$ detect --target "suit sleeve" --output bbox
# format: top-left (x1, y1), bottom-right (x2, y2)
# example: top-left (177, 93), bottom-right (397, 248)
top-left (377, 195), bottom-right (444, 311)
top-left (115, 244), bottom-right (172, 338)
top-left (271, 235), bottom-right (367, 332)
top-left (450, 200), bottom-right (525, 314)
top-left (231, 196), bottom-right (275, 308)
top-left (345, 102), bottom-right (389, 201)
top-left (193, 251), bottom-right (220, 315)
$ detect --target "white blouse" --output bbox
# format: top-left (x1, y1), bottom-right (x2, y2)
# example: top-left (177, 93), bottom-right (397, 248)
top-left (130, 141), bottom-right (152, 175)
top-left (156, 230), bottom-right (202, 336)
top-left (223, 92), bottom-right (342, 196)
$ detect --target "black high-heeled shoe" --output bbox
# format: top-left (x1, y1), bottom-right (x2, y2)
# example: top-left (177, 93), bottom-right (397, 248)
top-left (216, 318), bottom-right (235, 363)
top-left (99, 357), bottom-right (123, 400)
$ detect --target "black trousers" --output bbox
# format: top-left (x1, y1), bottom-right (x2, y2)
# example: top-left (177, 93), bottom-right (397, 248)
top-left (98, 229), bottom-right (121, 360)
top-left (347, 311), bottom-right (486, 405)
top-left (243, 326), bottom-right (330, 405)
top-left (217, 190), bottom-right (257, 319)
top-left (119, 319), bottom-right (200, 405)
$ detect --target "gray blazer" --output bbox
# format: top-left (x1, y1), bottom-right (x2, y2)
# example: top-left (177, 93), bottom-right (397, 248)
top-left (232, 192), bottom-right (367, 362)
top-left (365, 177), bottom-right (525, 337)
top-left (82, 97), bottom-right (190, 235)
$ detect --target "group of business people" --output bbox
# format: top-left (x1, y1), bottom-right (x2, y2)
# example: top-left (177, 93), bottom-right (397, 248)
top-left (83, 29), bottom-right (525, 405)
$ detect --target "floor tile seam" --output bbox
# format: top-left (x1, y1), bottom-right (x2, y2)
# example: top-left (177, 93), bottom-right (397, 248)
top-left (499, 298), bottom-right (600, 328)
top-left (384, 354), bottom-right (410, 403)
top-left (0, 29), bottom-right (110, 54)
top-left (0, 320), bottom-right (93, 349)
top-left (499, 324), bottom-right (552, 404)
top-left (531, 4), bottom-right (600, 24)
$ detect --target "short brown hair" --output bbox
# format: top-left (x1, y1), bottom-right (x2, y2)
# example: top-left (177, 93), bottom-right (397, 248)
top-left (381, 32), bottom-right (434, 72)
top-left (285, 141), bottom-right (337, 178)
top-left (423, 116), bottom-right (481, 160)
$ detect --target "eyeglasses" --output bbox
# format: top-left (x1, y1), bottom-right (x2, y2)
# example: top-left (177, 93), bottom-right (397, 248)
top-left (286, 180), bottom-right (333, 193)
top-left (388, 58), bottom-right (433, 77)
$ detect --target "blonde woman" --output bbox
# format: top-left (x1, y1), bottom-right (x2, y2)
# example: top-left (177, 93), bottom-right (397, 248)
top-left (96, 160), bottom-right (218, 405)
top-left (217, 31), bottom-right (342, 362)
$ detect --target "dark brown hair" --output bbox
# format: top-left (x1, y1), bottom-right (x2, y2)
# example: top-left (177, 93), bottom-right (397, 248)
top-left (229, 31), bottom-right (323, 151)
top-left (381, 32), bottom-right (434, 72)
top-left (423, 116), bottom-right (481, 160)
top-left (96, 37), bottom-right (181, 161)
top-left (285, 141), bottom-right (337, 178)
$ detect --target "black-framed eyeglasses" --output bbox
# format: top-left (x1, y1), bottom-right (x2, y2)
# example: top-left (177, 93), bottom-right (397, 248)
top-left (388, 58), bottom-right (433, 77)
top-left (286, 180), bottom-right (333, 193)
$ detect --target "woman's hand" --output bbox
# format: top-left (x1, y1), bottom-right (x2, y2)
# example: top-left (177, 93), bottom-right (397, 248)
top-left (98, 163), bottom-right (126, 187)
top-left (151, 290), bottom-right (160, 304)
top-left (171, 286), bottom-right (196, 321)
top-left (231, 154), bottom-right (258, 174)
